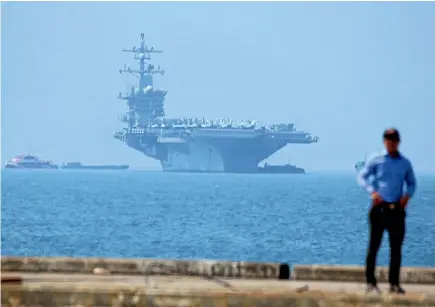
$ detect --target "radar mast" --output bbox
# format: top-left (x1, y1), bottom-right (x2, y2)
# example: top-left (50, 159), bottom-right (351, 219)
top-left (118, 33), bottom-right (167, 127)
top-left (119, 33), bottom-right (165, 90)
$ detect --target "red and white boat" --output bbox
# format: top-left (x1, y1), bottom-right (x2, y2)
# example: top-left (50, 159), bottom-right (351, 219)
top-left (4, 154), bottom-right (58, 169)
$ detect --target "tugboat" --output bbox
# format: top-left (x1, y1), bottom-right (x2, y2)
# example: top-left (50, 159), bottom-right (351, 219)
top-left (5, 154), bottom-right (58, 169)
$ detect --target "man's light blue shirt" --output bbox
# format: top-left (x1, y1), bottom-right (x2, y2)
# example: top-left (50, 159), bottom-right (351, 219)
top-left (357, 152), bottom-right (416, 202)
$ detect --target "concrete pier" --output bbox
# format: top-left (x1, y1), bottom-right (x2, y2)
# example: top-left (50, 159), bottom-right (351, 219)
top-left (2, 256), bottom-right (435, 307)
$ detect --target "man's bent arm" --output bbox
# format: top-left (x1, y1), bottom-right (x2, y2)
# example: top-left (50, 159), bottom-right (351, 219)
top-left (357, 159), bottom-right (376, 194)
top-left (404, 161), bottom-right (417, 198)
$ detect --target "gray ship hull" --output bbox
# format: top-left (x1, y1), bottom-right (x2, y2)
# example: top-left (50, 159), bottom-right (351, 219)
top-left (118, 129), bottom-right (316, 173)
top-left (160, 140), bottom-right (286, 173)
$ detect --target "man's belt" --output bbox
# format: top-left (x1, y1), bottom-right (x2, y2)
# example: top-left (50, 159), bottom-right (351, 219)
top-left (379, 201), bottom-right (400, 211)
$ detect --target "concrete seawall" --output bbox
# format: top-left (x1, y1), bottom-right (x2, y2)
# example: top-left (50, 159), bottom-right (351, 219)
top-left (292, 264), bottom-right (435, 284)
top-left (2, 256), bottom-right (435, 283)
top-left (1, 256), bottom-right (288, 279)
top-left (2, 256), bottom-right (435, 307)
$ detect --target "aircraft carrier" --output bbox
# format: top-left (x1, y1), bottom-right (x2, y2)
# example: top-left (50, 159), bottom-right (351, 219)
top-left (114, 33), bottom-right (319, 173)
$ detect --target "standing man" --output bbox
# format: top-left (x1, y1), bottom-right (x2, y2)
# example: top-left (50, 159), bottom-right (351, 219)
top-left (357, 128), bottom-right (416, 294)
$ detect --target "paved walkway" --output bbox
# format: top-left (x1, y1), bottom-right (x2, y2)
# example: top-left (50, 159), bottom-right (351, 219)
top-left (3, 272), bottom-right (435, 295)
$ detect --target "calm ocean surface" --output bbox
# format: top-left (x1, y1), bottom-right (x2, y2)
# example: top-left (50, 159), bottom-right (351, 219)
top-left (1, 170), bottom-right (434, 266)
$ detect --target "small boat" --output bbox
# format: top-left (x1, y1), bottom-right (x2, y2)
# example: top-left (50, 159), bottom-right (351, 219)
top-left (5, 154), bottom-right (58, 169)
top-left (355, 160), bottom-right (365, 172)
top-left (355, 149), bottom-right (385, 172)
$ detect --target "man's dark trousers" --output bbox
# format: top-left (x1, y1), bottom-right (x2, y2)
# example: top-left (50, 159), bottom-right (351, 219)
top-left (366, 201), bottom-right (406, 286)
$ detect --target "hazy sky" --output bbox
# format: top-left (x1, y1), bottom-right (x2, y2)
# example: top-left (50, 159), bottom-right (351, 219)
top-left (2, 1), bottom-right (434, 172)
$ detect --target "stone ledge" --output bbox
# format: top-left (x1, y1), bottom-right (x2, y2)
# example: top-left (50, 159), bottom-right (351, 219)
top-left (2, 284), bottom-right (435, 307)
top-left (2, 257), bottom-right (434, 284)
top-left (1, 256), bottom-right (289, 280)
top-left (292, 265), bottom-right (435, 284)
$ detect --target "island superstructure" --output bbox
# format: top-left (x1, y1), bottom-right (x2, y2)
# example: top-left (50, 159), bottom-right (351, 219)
top-left (114, 33), bottom-right (319, 173)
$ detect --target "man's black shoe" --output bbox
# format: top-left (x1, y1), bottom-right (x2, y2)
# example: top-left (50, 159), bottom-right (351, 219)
top-left (390, 284), bottom-right (406, 294)
top-left (366, 283), bottom-right (382, 294)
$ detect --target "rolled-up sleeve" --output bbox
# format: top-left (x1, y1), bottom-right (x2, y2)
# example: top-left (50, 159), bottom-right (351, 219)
top-left (357, 159), bottom-right (376, 195)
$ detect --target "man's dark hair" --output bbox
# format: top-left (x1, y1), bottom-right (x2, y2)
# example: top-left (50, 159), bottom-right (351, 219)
top-left (383, 128), bottom-right (400, 142)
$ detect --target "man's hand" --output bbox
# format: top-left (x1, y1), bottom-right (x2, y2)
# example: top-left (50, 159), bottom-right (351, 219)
top-left (400, 195), bottom-right (410, 208)
top-left (371, 192), bottom-right (383, 205)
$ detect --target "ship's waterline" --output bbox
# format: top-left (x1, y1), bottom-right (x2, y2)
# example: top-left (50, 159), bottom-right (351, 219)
top-left (115, 33), bottom-right (319, 173)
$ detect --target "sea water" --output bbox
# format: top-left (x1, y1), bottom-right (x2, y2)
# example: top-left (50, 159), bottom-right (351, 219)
top-left (1, 170), bottom-right (434, 266)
